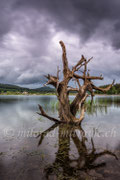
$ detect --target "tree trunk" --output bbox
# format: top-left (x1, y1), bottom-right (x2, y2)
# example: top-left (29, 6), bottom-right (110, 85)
top-left (57, 83), bottom-right (76, 123)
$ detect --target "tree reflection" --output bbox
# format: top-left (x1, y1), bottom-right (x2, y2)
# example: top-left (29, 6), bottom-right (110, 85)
top-left (38, 124), bottom-right (118, 179)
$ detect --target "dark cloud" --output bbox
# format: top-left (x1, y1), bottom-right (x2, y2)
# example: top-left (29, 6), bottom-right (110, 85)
top-left (0, 0), bottom-right (13, 38)
top-left (14, 0), bottom-right (120, 48)
top-left (0, 0), bottom-right (120, 86)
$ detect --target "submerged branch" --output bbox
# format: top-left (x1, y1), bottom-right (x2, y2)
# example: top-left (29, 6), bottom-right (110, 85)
top-left (37, 104), bottom-right (60, 123)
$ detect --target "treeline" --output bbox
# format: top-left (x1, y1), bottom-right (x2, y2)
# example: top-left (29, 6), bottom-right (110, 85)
top-left (0, 83), bottom-right (29, 93)
top-left (0, 83), bottom-right (55, 94)
top-left (95, 83), bottom-right (120, 95)
top-left (1, 83), bottom-right (120, 95)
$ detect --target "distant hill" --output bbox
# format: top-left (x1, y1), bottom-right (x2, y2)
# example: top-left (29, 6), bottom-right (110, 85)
top-left (0, 83), bottom-right (55, 93)
top-left (35, 86), bottom-right (56, 92)
top-left (0, 83), bottom-right (29, 92)
top-left (0, 83), bottom-right (120, 94)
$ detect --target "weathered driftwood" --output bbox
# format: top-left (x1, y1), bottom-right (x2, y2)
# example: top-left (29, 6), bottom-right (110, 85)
top-left (38, 41), bottom-right (114, 124)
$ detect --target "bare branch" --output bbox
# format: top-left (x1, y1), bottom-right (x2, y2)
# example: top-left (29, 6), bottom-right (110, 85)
top-left (43, 82), bottom-right (49, 87)
top-left (76, 79), bottom-right (81, 89)
top-left (59, 41), bottom-right (69, 77)
top-left (73, 73), bottom-right (103, 80)
top-left (72, 93), bottom-right (89, 124)
top-left (57, 66), bottom-right (60, 79)
top-left (74, 56), bottom-right (93, 73)
top-left (83, 59), bottom-right (87, 77)
top-left (37, 104), bottom-right (60, 123)
top-left (87, 57), bottom-right (93, 63)
top-left (72, 78), bottom-right (81, 89)
top-left (87, 83), bottom-right (95, 104)
top-left (80, 93), bottom-right (89, 105)
top-left (72, 55), bottom-right (86, 73)
top-left (44, 74), bottom-right (58, 87)
top-left (92, 79), bottom-right (115, 92)
top-left (67, 86), bottom-right (79, 92)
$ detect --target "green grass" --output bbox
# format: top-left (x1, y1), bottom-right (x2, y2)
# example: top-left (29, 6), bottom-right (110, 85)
top-left (0, 92), bottom-right (57, 95)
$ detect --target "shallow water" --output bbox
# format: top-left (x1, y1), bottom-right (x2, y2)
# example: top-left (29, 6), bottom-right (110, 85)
top-left (0, 95), bottom-right (120, 180)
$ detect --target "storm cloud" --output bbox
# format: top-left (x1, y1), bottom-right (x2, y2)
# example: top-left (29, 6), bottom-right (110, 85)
top-left (0, 0), bottom-right (120, 87)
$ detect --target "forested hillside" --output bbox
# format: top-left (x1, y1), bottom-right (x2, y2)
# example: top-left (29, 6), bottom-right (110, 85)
top-left (0, 83), bottom-right (55, 94)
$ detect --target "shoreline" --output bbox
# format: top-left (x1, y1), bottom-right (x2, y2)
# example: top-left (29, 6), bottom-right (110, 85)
top-left (0, 93), bottom-right (120, 96)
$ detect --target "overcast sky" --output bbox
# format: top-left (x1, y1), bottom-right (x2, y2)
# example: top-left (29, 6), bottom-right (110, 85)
top-left (0, 0), bottom-right (120, 88)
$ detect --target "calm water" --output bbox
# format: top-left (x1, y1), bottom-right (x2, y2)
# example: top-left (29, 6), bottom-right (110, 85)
top-left (0, 95), bottom-right (120, 180)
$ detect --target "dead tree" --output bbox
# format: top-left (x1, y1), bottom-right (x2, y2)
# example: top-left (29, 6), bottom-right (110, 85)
top-left (37, 41), bottom-right (114, 124)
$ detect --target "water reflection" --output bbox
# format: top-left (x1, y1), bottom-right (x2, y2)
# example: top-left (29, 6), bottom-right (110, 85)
top-left (38, 124), bottom-right (118, 179)
top-left (0, 95), bottom-right (120, 179)
top-left (85, 103), bottom-right (108, 116)
top-left (95, 95), bottom-right (120, 108)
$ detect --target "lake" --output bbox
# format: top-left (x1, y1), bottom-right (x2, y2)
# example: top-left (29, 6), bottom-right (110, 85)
top-left (0, 95), bottom-right (120, 180)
